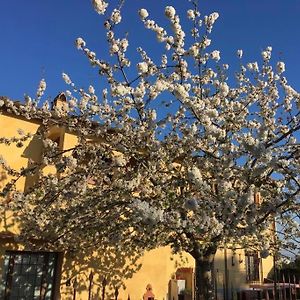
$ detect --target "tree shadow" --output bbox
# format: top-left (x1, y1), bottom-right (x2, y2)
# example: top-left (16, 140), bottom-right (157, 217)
top-left (58, 245), bottom-right (142, 299)
top-left (0, 123), bottom-right (142, 299)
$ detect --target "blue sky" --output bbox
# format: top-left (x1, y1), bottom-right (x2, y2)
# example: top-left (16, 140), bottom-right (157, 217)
top-left (1, 0), bottom-right (300, 101)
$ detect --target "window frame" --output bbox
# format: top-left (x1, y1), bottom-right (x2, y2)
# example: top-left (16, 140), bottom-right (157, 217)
top-left (245, 251), bottom-right (260, 282)
top-left (1, 250), bottom-right (59, 300)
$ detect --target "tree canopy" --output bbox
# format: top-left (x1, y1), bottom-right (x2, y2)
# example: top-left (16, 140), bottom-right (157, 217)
top-left (0, 1), bottom-right (299, 299)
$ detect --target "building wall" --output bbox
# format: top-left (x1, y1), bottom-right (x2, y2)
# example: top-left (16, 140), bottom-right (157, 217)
top-left (214, 248), bottom-right (273, 300)
top-left (119, 247), bottom-right (194, 300)
top-left (0, 113), bottom-right (42, 235)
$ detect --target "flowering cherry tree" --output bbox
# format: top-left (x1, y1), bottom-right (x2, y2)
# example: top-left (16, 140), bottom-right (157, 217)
top-left (1, 1), bottom-right (300, 299)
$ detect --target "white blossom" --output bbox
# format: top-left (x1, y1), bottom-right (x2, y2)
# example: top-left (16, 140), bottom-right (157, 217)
top-left (219, 82), bottom-right (229, 97)
top-left (189, 44), bottom-right (199, 57)
top-left (36, 79), bottom-right (46, 98)
top-left (187, 9), bottom-right (196, 20)
top-left (202, 38), bottom-right (211, 48)
top-left (132, 199), bottom-right (164, 225)
top-left (88, 85), bottom-right (95, 94)
top-left (261, 48), bottom-right (271, 61)
top-left (247, 62), bottom-right (259, 72)
top-left (173, 84), bottom-right (189, 100)
top-left (139, 8), bottom-right (149, 20)
top-left (111, 9), bottom-right (122, 24)
top-left (277, 61), bottom-right (285, 74)
top-left (62, 73), bottom-right (72, 85)
top-left (237, 49), bottom-right (243, 58)
top-left (111, 43), bottom-right (119, 54)
top-left (149, 109), bottom-right (157, 121)
top-left (120, 38), bottom-right (129, 51)
top-left (165, 6), bottom-right (176, 19)
top-left (113, 84), bottom-right (130, 96)
top-left (92, 0), bottom-right (108, 15)
top-left (75, 37), bottom-right (86, 49)
top-left (188, 166), bottom-right (203, 186)
top-left (66, 156), bottom-right (78, 169)
top-left (137, 62), bottom-right (148, 74)
top-left (211, 50), bottom-right (220, 61)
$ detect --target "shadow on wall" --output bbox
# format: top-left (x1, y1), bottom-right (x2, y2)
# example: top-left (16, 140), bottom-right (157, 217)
top-left (0, 170), bottom-right (21, 235)
top-left (0, 125), bottom-right (43, 234)
top-left (0, 124), bottom-right (143, 299)
top-left (22, 129), bottom-right (44, 191)
top-left (60, 246), bottom-right (142, 300)
top-left (0, 232), bottom-right (143, 300)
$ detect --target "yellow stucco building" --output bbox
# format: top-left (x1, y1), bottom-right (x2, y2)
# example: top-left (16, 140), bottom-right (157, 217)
top-left (0, 95), bottom-right (274, 300)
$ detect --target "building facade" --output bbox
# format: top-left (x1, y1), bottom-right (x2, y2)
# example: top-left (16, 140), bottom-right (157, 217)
top-left (0, 95), bottom-right (273, 300)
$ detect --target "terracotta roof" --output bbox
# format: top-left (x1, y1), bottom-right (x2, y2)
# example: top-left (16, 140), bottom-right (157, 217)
top-left (0, 93), bottom-right (118, 136)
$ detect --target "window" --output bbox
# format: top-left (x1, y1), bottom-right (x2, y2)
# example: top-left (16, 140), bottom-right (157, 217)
top-left (245, 251), bottom-right (260, 282)
top-left (0, 251), bottom-right (58, 300)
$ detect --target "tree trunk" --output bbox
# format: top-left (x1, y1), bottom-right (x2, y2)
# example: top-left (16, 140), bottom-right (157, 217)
top-left (193, 246), bottom-right (217, 300)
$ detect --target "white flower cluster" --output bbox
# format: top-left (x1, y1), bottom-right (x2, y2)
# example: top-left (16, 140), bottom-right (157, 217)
top-left (166, 6), bottom-right (185, 52)
top-left (197, 213), bottom-right (224, 237)
top-left (173, 83), bottom-right (190, 101)
top-left (62, 73), bottom-right (72, 85)
top-left (137, 62), bottom-right (148, 74)
top-left (247, 62), bottom-right (259, 72)
top-left (187, 166), bottom-right (203, 187)
top-left (75, 37), bottom-right (86, 49)
top-left (261, 46), bottom-right (272, 61)
top-left (66, 156), bottom-right (78, 170)
top-left (211, 50), bottom-right (221, 61)
top-left (165, 6), bottom-right (176, 19)
top-left (188, 43), bottom-right (199, 57)
top-left (36, 79), bottom-right (46, 99)
top-left (138, 8), bottom-right (149, 20)
top-left (111, 9), bottom-right (122, 24)
top-left (105, 29), bottom-right (130, 61)
top-left (187, 9), bottom-right (197, 20)
top-left (202, 37), bottom-right (211, 49)
top-left (276, 61), bottom-right (285, 74)
top-left (219, 82), bottom-right (229, 97)
top-left (204, 12), bottom-right (219, 33)
top-left (88, 85), bottom-right (95, 94)
top-left (139, 6), bottom-right (187, 52)
top-left (92, 0), bottom-right (108, 15)
top-left (143, 17), bottom-right (170, 45)
top-left (43, 138), bottom-right (58, 149)
top-left (111, 83), bottom-right (131, 97)
top-left (131, 199), bottom-right (164, 225)
top-left (149, 78), bottom-right (170, 99)
top-left (237, 49), bottom-right (243, 58)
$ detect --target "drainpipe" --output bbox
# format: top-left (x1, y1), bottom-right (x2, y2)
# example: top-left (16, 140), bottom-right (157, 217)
top-left (224, 246), bottom-right (229, 300)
